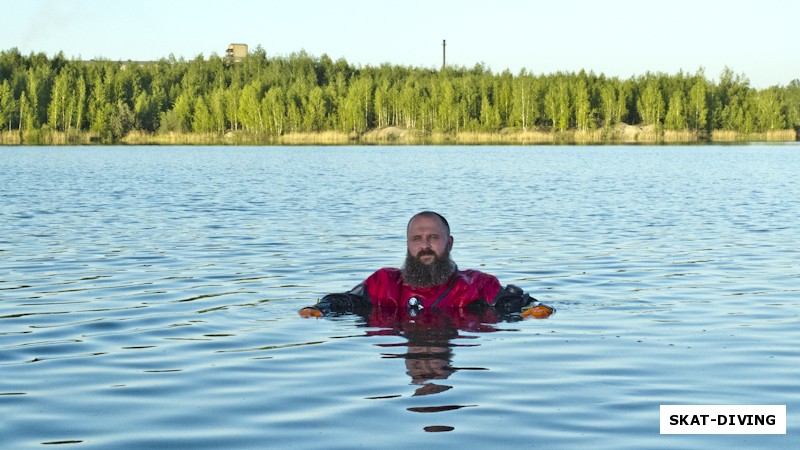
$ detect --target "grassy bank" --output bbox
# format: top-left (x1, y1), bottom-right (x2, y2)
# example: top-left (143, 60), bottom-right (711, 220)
top-left (0, 129), bottom-right (95, 145)
top-left (1, 127), bottom-right (797, 146)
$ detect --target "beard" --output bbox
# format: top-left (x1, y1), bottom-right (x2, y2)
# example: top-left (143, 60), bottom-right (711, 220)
top-left (401, 249), bottom-right (457, 288)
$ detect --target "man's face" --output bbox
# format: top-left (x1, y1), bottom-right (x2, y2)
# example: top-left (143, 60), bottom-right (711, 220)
top-left (406, 215), bottom-right (453, 265)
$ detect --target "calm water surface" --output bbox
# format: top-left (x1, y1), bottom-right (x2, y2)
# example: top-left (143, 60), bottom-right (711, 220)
top-left (1, 145), bottom-right (799, 449)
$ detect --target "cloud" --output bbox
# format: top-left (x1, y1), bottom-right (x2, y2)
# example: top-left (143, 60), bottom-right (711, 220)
top-left (21, 0), bottom-right (90, 54)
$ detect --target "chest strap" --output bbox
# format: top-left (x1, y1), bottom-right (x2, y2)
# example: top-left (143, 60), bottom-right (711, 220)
top-left (430, 275), bottom-right (459, 308)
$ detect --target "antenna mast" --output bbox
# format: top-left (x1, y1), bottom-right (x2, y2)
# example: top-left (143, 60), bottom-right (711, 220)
top-left (442, 39), bottom-right (446, 69)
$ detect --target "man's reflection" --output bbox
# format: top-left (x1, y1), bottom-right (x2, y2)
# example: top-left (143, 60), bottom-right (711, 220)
top-left (363, 305), bottom-right (504, 398)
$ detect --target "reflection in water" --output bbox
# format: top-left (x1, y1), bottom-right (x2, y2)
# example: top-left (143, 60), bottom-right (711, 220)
top-left (360, 306), bottom-right (508, 431)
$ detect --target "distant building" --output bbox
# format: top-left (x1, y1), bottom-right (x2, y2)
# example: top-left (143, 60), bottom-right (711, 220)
top-left (226, 44), bottom-right (248, 62)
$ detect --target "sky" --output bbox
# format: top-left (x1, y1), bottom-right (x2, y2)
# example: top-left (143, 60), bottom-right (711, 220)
top-left (3, 0), bottom-right (798, 89)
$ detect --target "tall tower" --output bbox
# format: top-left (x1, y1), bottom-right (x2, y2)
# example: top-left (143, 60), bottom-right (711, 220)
top-left (442, 39), bottom-right (446, 70)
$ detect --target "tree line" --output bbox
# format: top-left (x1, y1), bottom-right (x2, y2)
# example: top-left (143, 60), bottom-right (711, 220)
top-left (1, 46), bottom-right (798, 142)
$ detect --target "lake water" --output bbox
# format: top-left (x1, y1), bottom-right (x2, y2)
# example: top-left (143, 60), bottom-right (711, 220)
top-left (1, 144), bottom-right (798, 449)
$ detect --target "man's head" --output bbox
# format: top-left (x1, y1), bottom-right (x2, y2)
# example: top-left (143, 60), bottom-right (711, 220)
top-left (402, 211), bottom-right (456, 287)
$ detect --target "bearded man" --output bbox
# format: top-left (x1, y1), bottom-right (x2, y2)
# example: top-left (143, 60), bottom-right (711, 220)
top-left (300, 211), bottom-right (553, 319)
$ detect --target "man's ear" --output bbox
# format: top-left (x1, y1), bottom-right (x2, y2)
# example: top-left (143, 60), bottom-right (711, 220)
top-left (447, 235), bottom-right (454, 252)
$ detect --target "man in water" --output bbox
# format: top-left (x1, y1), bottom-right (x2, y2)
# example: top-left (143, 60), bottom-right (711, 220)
top-left (300, 211), bottom-right (554, 319)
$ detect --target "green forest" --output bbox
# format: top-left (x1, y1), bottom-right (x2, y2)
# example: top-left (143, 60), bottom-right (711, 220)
top-left (1, 46), bottom-right (798, 145)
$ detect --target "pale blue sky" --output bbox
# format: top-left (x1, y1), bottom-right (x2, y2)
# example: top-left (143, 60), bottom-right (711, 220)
top-left (3, 0), bottom-right (797, 88)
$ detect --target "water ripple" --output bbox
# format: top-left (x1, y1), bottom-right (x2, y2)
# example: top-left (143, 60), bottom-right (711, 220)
top-left (1, 146), bottom-right (799, 449)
